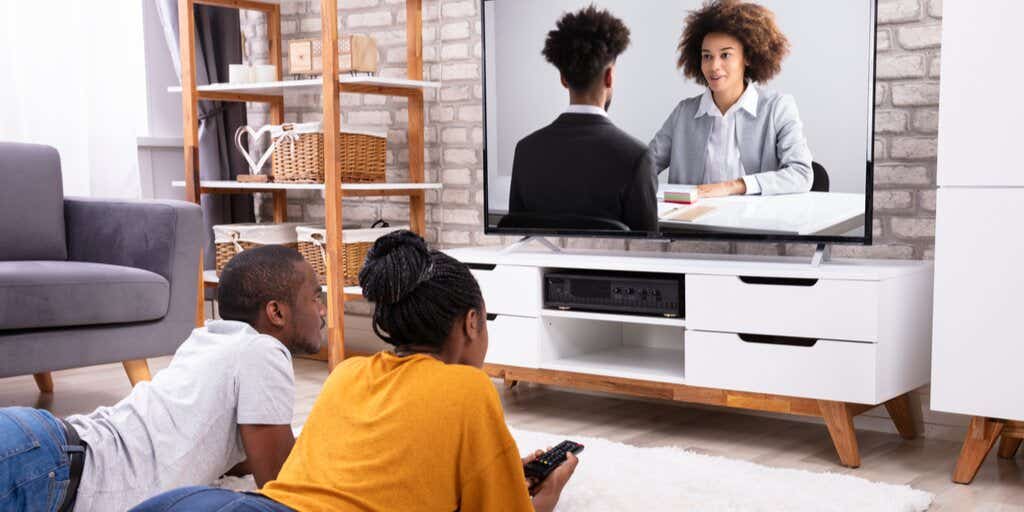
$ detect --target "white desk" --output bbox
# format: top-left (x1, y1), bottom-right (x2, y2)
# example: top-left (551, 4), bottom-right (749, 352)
top-left (659, 192), bottom-right (866, 236)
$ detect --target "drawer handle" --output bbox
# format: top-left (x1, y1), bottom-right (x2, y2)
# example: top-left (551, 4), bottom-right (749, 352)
top-left (737, 333), bottom-right (819, 347)
top-left (486, 313), bottom-right (499, 321)
top-left (738, 276), bottom-right (819, 287)
top-left (467, 263), bottom-right (497, 271)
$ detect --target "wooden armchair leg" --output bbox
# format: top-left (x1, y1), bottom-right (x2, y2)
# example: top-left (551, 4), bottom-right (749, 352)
top-left (122, 359), bottom-right (152, 388)
top-left (33, 372), bottom-right (54, 393)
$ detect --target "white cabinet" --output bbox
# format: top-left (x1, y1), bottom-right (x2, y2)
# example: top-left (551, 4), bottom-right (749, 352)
top-left (451, 246), bottom-right (932, 403)
top-left (931, 188), bottom-right (1024, 420)
top-left (931, 0), bottom-right (1024, 483)
top-left (450, 246), bottom-right (933, 469)
top-left (931, 0), bottom-right (1024, 422)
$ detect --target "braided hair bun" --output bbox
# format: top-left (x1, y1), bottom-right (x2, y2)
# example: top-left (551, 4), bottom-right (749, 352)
top-left (358, 230), bottom-right (484, 348)
top-left (359, 230), bottom-right (431, 305)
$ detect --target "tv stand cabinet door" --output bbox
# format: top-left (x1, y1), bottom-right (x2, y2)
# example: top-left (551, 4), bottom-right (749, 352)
top-left (486, 315), bottom-right (541, 368)
top-left (471, 265), bottom-right (541, 317)
top-left (932, 188), bottom-right (1024, 420)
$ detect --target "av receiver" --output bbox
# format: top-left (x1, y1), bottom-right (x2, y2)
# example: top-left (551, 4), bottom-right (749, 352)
top-left (543, 271), bottom-right (683, 318)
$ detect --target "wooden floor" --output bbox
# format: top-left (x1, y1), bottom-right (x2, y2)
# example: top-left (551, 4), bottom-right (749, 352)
top-left (2, 357), bottom-right (1021, 511)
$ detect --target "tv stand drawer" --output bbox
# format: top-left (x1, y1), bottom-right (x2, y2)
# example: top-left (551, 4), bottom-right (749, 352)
top-left (686, 274), bottom-right (880, 342)
top-left (685, 330), bottom-right (876, 403)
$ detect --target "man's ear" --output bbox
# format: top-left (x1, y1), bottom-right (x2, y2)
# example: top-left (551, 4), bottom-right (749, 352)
top-left (264, 300), bottom-right (288, 329)
top-left (560, 74), bottom-right (569, 90)
top-left (605, 64), bottom-right (614, 88)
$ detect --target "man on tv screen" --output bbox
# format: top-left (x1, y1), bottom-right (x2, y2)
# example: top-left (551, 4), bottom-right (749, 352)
top-left (506, 6), bottom-right (658, 233)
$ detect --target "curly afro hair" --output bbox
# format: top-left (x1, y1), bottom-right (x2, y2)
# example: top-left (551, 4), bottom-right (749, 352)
top-left (542, 5), bottom-right (631, 91)
top-left (677, 0), bottom-right (790, 86)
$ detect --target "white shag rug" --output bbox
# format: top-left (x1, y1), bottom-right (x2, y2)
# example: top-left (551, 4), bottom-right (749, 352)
top-left (216, 428), bottom-right (933, 511)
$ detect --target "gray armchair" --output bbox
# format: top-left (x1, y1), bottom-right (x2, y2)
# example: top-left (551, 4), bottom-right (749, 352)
top-left (0, 142), bottom-right (204, 391)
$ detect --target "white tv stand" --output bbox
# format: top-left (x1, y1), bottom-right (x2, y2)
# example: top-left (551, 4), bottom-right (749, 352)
top-left (445, 246), bottom-right (934, 468)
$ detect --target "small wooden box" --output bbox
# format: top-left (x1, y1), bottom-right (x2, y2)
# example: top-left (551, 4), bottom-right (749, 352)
top-left (287, 36), bottom-right (378, 76)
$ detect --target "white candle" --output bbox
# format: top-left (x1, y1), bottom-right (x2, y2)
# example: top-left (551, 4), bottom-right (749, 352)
top-left (254, 64), bottom-right (277, 83)
top-left (228, 64), bottom-right (251, 84)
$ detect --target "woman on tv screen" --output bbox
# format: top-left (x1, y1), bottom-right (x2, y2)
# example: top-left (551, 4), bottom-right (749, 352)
top-left (649, 0), bottom-right (814, 198)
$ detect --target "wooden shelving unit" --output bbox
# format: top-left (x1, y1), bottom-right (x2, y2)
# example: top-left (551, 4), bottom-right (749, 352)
top-left (175, 0), bottom-right (436, 370)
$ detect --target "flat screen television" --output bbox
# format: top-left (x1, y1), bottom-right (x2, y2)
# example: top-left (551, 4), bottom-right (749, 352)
top-left (482, 0), bottom-right (877, 244)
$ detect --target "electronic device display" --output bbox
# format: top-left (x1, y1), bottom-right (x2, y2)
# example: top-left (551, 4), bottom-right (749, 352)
top-left (482, 0), bottom-right (877, 244)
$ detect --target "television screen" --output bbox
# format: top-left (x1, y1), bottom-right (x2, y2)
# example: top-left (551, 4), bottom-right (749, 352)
top-left (482, 0), bottom-right (876, 243)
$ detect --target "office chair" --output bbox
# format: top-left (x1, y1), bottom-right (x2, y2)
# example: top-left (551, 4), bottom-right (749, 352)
top-left (497, 212), bottom-right (631, 231)
top-left (811, 161), bottom-right (830, 192)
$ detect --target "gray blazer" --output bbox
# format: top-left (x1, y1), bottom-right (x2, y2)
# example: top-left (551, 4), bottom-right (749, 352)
top-left (649, 86), bottom-right (813, 195)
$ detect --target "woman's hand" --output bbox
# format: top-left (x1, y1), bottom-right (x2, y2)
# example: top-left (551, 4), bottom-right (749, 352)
top-left (697, 178), bottom-right (747, 198)
top-left (526, 450), bottom-right (579, 512)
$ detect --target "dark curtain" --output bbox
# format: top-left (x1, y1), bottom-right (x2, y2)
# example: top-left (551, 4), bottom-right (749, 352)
top-left (194, 5), bottom-right (255, 268)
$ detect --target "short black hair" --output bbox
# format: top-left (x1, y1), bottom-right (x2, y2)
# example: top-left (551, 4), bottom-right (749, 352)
top-left (218, 245), bottom-right (307, 326)
top-left (542, 5), bottom-right (631, 91)
top-left (359, 230), bottom-right (483, 349)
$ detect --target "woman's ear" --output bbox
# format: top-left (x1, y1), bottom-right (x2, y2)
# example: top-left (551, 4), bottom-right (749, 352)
top-left (463, 308), bottom-right (482, 341)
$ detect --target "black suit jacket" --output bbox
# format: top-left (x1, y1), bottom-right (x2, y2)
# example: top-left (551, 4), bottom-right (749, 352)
top-left (508, 113), bottom-right (658, 232)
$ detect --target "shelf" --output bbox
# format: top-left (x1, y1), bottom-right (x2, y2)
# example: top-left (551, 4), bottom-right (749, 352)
top-left (173, 180), bottom-right (442, 196)
top-left (540, 346), bottom-right (686, 384)
top-left (541, 309), bottom-right (686, 327)
top-left (204, 270), bottom-right (364, 301)
top-left (168, 76), bottom-right (441, 99)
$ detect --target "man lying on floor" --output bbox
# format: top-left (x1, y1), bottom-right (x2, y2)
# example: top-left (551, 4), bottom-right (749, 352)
top-left (0, 245), bottom-right (325, 512)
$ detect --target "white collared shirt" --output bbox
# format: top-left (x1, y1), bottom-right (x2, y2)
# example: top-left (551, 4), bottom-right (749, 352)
top-left (696, 84), bottom-right (761, 195)
top-left (565, 104), bottom-right (609, 117)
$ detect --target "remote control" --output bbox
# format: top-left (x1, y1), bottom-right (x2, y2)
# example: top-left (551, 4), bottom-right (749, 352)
top-left (523, 440), bottom-right (584, 484)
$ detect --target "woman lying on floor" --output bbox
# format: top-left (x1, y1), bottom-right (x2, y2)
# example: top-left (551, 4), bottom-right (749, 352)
top-left (133, 230), bottom-right (578, 512)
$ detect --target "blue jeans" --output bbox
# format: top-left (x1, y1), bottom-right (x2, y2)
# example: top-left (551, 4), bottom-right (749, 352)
top-left (131, 487), bottom-right (295, 512)
top-left (0, 407), bottom-right (74, 512)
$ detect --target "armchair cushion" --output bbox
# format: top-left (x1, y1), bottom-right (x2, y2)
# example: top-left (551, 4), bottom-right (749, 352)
top-left (64, 198), bottom-right (183, 281)
top-left (0, 261), bottom-right (169, 330)
top-left (0, 142), bottom-right (67, 261)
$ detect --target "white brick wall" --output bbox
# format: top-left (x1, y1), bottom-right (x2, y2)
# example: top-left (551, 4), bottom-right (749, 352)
top-left (242, 0), bottom-right (942, 259)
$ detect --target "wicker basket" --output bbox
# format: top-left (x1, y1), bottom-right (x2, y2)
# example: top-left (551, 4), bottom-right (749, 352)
top-left (296, 224), bottom-right (406, 287)
top-left (213, 222), bottom-right (304, 274)
top-left (271, 123), bottom-right (387, 184)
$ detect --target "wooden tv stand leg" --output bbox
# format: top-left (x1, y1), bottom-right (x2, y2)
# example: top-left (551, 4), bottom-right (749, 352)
top-left (884, 393), bottom-right (918, 439)
top-left (998, 436), bottom-right (1022, 459)
top-left (818, 400), bottom-right (861, 468)
top-left (953, 416), bottom-right (1005, 484)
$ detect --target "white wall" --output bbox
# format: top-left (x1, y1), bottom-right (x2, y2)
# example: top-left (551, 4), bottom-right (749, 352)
top-left (143, 0), bottom-right (184, 139)
top-left (0, 1), bottom-right (148, 198)
top-left (485, 0), bottom-right (874, 208)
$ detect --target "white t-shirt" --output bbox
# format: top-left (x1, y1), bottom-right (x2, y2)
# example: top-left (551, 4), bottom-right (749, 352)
top-left (67, 320), bottom-right (295, 511)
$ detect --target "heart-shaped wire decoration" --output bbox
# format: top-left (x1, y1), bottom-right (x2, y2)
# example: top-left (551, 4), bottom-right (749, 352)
top-left (234, 125), bottom-right (276, 174)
